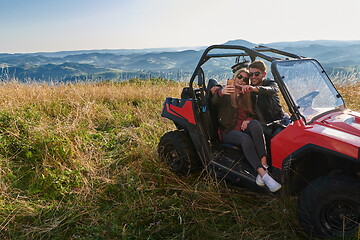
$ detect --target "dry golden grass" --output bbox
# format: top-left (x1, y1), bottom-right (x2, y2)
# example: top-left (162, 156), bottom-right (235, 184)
top-left (336, 82), bottom-right (360, 111)
top-left (0, 79), bottom-right (357, 239)
top-left (0, 81), bottom-right (184, 109)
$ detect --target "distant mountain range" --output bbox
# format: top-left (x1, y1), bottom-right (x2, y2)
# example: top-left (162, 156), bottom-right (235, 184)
top-left (1, 39), bottom-right (360, 82)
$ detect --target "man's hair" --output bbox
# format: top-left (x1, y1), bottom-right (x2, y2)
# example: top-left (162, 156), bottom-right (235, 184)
top-left (249, 60), bottom-right (266, 72)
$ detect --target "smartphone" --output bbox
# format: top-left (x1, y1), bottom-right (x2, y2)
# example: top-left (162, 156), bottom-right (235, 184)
top-left (227, 79), bottom-right (234, 85)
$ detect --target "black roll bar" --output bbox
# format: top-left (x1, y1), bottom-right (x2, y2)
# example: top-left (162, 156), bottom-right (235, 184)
top-left (254, 45), bottom-right (304, 59)
top-left (188, 44), bottom-right (303, 93)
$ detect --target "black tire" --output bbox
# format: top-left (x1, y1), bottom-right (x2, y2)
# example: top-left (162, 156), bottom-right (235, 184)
top-left (297, 175), bottom-right (360, 239)
top-left (158, 130), bottom-right (201, 175)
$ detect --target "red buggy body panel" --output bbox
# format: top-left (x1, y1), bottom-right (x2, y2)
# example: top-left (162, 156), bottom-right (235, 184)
top-left (271, 111), bottom-right (360, 169)
top-left (162, 98), bottom-right (197, 126)
top-left (165, 100), bottom-right (196, 125)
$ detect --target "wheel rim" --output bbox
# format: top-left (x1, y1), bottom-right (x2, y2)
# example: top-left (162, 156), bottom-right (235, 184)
top-left (164, 145), bottom-right (182, 170)
top-left (320, 199), bottom-right (359, 234)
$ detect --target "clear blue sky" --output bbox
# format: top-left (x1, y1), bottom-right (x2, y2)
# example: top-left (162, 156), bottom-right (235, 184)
top-left (1, 0), bottom-right (360, 53)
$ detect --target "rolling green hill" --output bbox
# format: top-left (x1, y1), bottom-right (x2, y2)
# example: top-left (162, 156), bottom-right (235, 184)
top-left (1, 40), bottom-right (360, 83)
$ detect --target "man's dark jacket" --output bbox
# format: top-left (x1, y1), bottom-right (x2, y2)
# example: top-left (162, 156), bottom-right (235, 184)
top-left (252, 79), bottom-right (284, 124)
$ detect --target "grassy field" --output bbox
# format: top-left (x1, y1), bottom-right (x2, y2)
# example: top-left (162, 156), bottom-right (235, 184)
top-left (0, 79), bottom-right (358, 239)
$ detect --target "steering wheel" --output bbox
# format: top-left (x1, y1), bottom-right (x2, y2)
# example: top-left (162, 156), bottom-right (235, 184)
top-left (296, 91), bottom-right (320, 108)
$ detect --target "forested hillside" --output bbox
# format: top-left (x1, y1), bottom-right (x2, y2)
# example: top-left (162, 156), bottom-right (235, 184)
top-left (1, 40), bottom-right (360, 82)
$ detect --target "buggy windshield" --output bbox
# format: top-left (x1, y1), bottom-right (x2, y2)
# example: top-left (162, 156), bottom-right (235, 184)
top-left (275, 60), bottom-right (344, 122)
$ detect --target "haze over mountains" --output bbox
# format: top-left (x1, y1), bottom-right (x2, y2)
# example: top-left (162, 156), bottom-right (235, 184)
top-left (1, 39), bottom-right (360, 82)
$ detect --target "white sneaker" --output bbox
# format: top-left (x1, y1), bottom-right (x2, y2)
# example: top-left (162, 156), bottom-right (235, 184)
top-left (255, 165), bottom-right (268, 186)
top-left (262, 173), bottom-right (282, 192)
top-left (256, 174), bottom-right (265, 186)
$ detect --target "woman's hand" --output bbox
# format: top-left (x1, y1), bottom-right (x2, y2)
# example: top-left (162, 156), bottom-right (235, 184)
top-left (241, 120), bottom-right (250, 131)
top-left (221, 84), bottom-right (235, 95)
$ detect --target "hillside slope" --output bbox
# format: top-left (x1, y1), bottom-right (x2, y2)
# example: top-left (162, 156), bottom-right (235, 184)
top-left (1, 40), bottom-right (360, 82)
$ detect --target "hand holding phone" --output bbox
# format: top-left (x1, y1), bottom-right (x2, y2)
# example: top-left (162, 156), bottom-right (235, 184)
top-left (227, 79), bottom-right (234, 86)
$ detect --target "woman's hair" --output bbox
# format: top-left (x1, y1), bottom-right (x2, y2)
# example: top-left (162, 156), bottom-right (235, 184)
top-left (233, 68), bottom-right (250, 84)
top-left (240, 91), bottom-right (254, 115)
top-left (230, 68), bottom-right (254, 114)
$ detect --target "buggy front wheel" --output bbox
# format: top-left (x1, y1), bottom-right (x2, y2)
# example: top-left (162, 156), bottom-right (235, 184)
top-left (297, 175), bottom-right (360, 239)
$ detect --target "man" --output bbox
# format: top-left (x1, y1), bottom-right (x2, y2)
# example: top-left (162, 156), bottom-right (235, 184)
top-left (241, 60), bottom-right (287, 137)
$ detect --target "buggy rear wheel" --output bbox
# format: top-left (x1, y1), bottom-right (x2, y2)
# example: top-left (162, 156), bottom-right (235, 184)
top-left (158, 130), bottom-right (200, 175)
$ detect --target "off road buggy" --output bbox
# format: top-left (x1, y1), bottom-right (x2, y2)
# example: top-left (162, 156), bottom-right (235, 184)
top-left (158, 45), bottom-right (360, 238)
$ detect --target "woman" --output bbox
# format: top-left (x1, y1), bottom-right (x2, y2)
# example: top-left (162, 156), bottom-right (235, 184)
top-left (212, 68), bottom-right (281, 192)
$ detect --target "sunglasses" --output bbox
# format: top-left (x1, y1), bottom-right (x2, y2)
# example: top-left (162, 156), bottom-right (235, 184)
top-left (236, 75), bottom-right (249, 82)
top-left (249, 71), bottom-right (262, 77)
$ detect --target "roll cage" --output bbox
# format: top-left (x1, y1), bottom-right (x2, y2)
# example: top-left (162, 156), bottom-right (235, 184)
top-left (186, 45), bottom-right (344, 124)
top-left (188, 44), bottom-right (303, 89)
